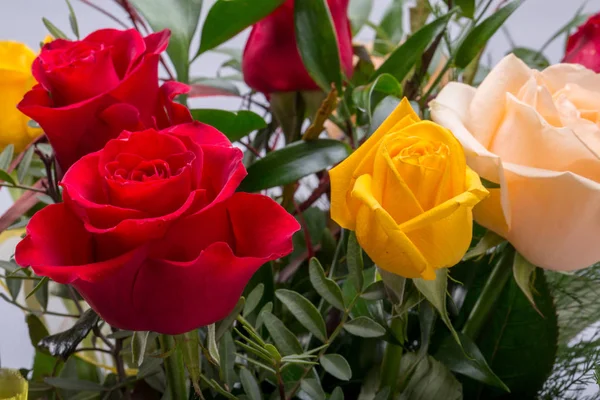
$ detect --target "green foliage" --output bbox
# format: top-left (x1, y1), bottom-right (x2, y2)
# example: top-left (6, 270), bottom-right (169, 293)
top-left (190, 109), bottom-right (267, 142)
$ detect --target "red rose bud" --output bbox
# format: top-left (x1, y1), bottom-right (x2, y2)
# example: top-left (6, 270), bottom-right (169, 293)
top-left (242, 0), bottom-right (353, 94)
top-left (15, 123), bottom-right (300, 334)
top-left (18, 29), bottom-right (192, 172)
top-left (563, 13), bottom-right (600, 72)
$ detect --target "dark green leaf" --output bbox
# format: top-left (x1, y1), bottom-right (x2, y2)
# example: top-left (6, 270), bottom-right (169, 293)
top-left (65, 0), bottom-right (79, 38)
top-left (255, 302), bottom-right (273, 330)
top-left (300, 378), bottom-right (326, 400)
top-left (26, 314), bottom-right (50, 348)
top-left (346, 232), bottom-right (364, 292)
top-left (0, 144), bottom-right (14, 171)
top-left (511, 47), bottom-right (550, 70)
top-left (294, 0), bottom-right (342, 91)
top-left (459, 265), bottom-right (558, 398)
top-left (348, 0), bottom-right (373, 35)
top-left (44, 377), bottom-right (104, 391)
top-left (343, 316), bottom-right (385, 338)
top-left (0, 170), bottom-right (16, 186)
top-left (38, 309), bottom-right (99, 360)
top-left (239, 140), bottom-right (350, 192)
top-left (175, 331), bottom-right (201, 392)
top-left (6, 275), bottom-right (22, 300)
top-left (261, 311), bottom-right (303, 355)
top-left (198, 0), bottom-right (284, 54)
top-left (480, 177), bottom-right (500, 189)
top-left (190, 109), bottom-right (266, 142)
top-left (454, 1), bottom-right (521, 68)
top-left (17, 146), bottom-right (34, 183)
top-left (207, 323), bottom-right (220, 366)
top-left (219, 331), bottom-right (237, 390)
top-left (216, 297), bottom-right (245, 341)
top-left (130, 0), bottom-right (203, 83)
top-left (309, 258), bottom-right (345, 311)
top-left (463, 230), bottom-right (505, 261)
top-left (26, 276), bottom-right (49, 302)
top-left (330, 386), bottom-right (344, 400)
top-left (361, 280), bottom-right (386, 301)
top-left (434, 332), bottom-right (509, 391)
top-left (373, 12), bottom-right (452, 82)
top-left (243, 283), bottom-right (265, 317)
top-left (413, 268), bottom-right (460, 344)
top-left (132, 331), bottom-right (150, 367)
top-left (353, 73), bottom-right (403, 120)
top-left (373, 0), bottom-right (404, 55)
top-left (320, 354), bottom-right (352, 381)
top-left (379, 268), bottom-right (406, 304)
top-left (190, 77), bottom-right (241, 97)
top-left (398, 353), bottom-right (462, 400)
top-left (456, 0), bottom-right (475, 18)
top-left (276, 289), bottom-right (327, 342)
top-left (240, 368), bottom-right (262, 400)
top-left (42, 18), bottom-right (68, 39)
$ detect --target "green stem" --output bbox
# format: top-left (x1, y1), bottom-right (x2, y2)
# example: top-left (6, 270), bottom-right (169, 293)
top-left (461, 246), bottom-right (515, 340)
top-left (380, 315), bottom-right (406, 396)
top-left (160, 335), bottom-right (188, 400)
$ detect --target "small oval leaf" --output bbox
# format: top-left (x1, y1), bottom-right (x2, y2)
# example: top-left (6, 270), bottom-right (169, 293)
top-left (275, 289), bottom-right (327, 342)
top-left (309, 258), bottom-right (345, 311)
top-left (343, 316), bottom-right (386, 338)
top-left (320, 354), bottom-right (352, 381)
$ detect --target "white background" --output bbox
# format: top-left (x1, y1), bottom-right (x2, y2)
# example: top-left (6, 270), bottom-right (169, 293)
top-left (0, 0), bottom-right (598, 372)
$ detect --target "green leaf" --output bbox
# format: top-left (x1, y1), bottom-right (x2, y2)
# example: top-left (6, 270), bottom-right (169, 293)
top-left (38, 309), bottom-right (99, 360)
top-left (513, 252), bottom-right (540, 312)
top-left (294, 0), bottom-right (342, 91)
top-left (130, 0), bottom-right (203, 83)
top-left (463, 230), bottom-right (505, 261)
top-left (343, 316), bottom-right (385, 338)
top-left (132, 331), bottom-right (150, 367)
top-left (413, 268), bottom-right (460, 345)
top-left (198, 0), bottom-right (284, 54)
top-left (33, 276), bottom-right (49, 310)
top-left (300, 378), bottom-right (326, 400)
top-left (458, 264), bottom-right (558, 398)
top-left (190, 77), bottom-right (241, 97)
top-left (219, 331), bottom-right (237, 390)
top-left (378, 268), bottom-right (406, 304)
top-left (207, 323), bottom-right (220, 366)
top-left (240, 368), bottom-right (262, 400)
top-left (456, 0), bottom-right (475, 18)
top-left (26, 314), bottom-right (50, 348)
top-left (320, 354), bottom-right (352, 381)
top-left (42, 18), bottom-right (68, 39)
top-left (330, 386), bottom-right (344, 400)
top-left (353, 73), bottom-right (403, 120)
top-left (6, 275), bottom-right (22, 300)
top-left (0, 170), bottom-right (16, 186)
top-left (511, 47), bottom-right (550, 70)
top-left (190, 109), bottom-right (267, 142)
top-left (65, 0), bottom-right (79, 38)
top-left (434, 332), bottom-right (509, 391)
top-left (361, 280), bottom-right (386, 301)
top-left (243, 283), bottom-right (265, 317)
top-left (480, 177), bottom-right (501, 189)
top-left (275, 289), bottom-right (327, 342)
top-left (348, 0), bottom-right (373, 35)
top-left (372, 12), bottom-right (452, 82)
top-left (454, 1), bottom-right (521, 68)
top-left (44, 377), bottom-right (104, 392)
top-left (309, 258), bottom-right (345, 311)
top-left (398, 353), bottom-right (462, 400)
top-left (17, 146), bottom-right (34, 184)
top-left (0, 144), bottom-right (14, 170)
top-left (261, 311), bottom-right (303, 356)
top-left (346, 232), bottom-right (364, 292)
top-left (373, 0), bottom-right (404, 55)
top-left (255, 302), bottom-right (273, 330)
top-left (239, 140), bottom-right (350, 192)
top-left (175, 331), bottom-right (201, 392)
top-left (216, 297), bottom-right (245, 341)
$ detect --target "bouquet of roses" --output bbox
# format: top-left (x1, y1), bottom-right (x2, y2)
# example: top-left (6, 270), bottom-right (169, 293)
top-left (1, 0), bottom-right (599, 399)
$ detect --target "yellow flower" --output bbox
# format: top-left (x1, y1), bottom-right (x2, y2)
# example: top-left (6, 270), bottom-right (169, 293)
top-left (0, 369), bottom-right (28, 399)
top-left (329, 98), bottom-right (488, 280)
top-left (0, 40), bottom-right (42, 153)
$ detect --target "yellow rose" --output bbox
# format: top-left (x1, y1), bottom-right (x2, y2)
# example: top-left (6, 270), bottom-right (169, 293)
top-left (0, 40), bottom-right (42, 153)
top-left (330, 98), bottom-right (488, 280)
top-left (0, 369), bottom-right (28, 399)
top-left (431, 54), bottom-right (600, 271)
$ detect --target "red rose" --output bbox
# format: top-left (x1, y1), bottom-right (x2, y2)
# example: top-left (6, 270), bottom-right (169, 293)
top-left (18, 28), bottom-right (191, 172)
top-left (242, 0), bottom-right (353, 93)
top-left (15, 123), bottom-right (300, 334)
top-left (563, 13), bottom-right (600, 72)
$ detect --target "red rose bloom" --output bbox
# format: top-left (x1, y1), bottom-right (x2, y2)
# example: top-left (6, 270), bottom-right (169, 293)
top-left (563, 13), bottom-right (600, 72)
top-left (242, 0), bottom-right (353, 93)
top-left (15, 123), bottom-right (300, 334)
top-left (18, 28), bottom-right (191, 172)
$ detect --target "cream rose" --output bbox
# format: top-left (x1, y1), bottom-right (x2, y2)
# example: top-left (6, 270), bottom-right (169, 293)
top-left (430, 54), bottom-right (600, 271)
